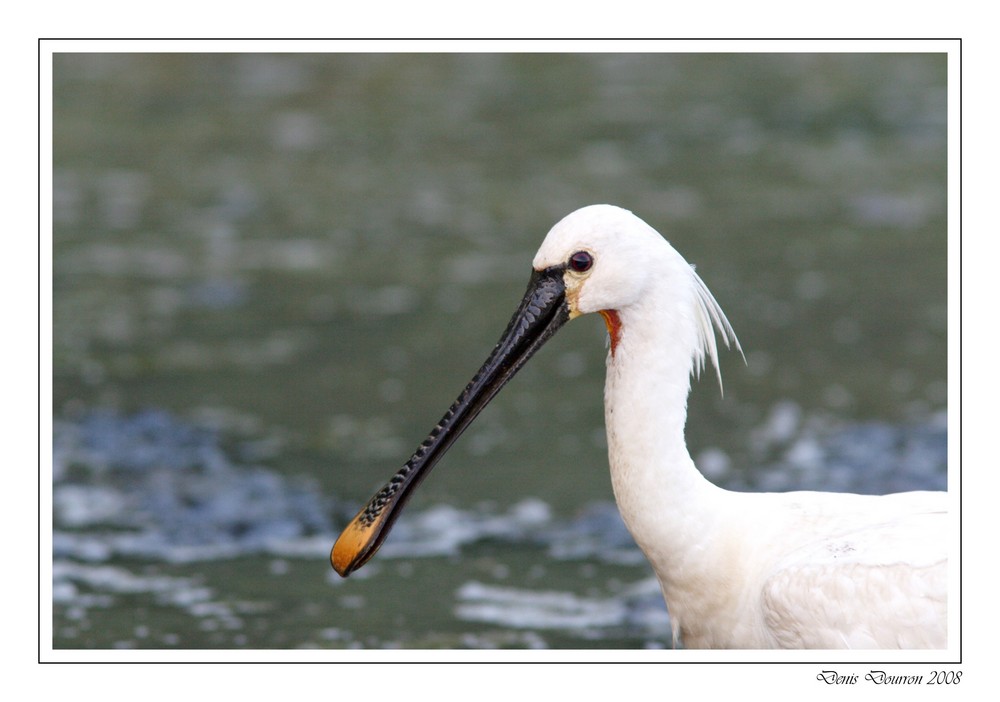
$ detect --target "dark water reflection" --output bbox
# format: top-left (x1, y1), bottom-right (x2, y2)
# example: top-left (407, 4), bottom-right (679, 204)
top-left (51, 52), bottom-right (948, 649)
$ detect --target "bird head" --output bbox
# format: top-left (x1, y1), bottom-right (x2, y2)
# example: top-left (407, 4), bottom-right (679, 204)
top-left (331, 204), bottom-right (739, 576)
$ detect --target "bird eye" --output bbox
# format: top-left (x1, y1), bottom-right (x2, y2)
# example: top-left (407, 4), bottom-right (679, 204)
top-left (569, 250), bottom-right (593, 273)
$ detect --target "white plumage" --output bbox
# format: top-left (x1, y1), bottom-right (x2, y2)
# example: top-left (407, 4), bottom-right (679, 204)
top-left (535, 205), bottom-right (947, 649)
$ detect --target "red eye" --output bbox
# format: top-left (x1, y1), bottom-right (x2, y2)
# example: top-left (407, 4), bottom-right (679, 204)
top-left (569, 251), bottom-right (593, 273)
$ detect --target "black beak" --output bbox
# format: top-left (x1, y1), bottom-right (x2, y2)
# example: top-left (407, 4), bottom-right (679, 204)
top-left (332, 266), bottom-right (569, 576)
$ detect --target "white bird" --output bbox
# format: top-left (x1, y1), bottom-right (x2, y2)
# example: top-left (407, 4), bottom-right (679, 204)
top-left (332, 204), bottom-right (948, 649)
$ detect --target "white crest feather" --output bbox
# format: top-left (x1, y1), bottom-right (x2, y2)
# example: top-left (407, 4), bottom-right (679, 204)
top-left (689, 264), bottom-right (743, 392)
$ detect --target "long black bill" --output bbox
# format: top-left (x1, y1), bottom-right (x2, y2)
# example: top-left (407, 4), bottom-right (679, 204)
top-left (331, 265), bottom-right (569, 576)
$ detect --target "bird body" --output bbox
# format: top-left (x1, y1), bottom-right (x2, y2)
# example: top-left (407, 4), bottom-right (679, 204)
top-left (333, 204), bottom-right (948, 649)
top-left (618, 481), bottom-right (946, 648)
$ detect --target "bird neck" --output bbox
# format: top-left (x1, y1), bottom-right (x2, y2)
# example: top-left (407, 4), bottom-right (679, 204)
top-left (602, 292), bottom-right (728, 586)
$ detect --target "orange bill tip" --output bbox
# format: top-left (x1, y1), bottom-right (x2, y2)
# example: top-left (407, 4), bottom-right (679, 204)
top-left (331, 509), bottom-right (381, 577)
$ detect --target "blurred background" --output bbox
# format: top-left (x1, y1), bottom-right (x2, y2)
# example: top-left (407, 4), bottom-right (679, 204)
top-left (51, 52), bottom-right (948, 649)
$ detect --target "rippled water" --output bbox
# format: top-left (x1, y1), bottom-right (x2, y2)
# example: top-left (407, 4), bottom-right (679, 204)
top-left (50, 52), bottom-right (948, 650)
top-left (53, 407), bottom-right (944, 648)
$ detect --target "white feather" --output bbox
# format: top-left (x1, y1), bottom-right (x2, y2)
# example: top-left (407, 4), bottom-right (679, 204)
top-left (688, 264), bottom-right (742, 391)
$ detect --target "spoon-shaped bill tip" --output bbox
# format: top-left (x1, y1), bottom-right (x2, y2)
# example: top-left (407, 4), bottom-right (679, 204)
top-left (331, 506), bottom-right (383, 576)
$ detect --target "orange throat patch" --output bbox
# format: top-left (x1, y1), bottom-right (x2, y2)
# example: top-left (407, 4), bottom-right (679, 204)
top-left (599, 309), bottom-right (623, 356)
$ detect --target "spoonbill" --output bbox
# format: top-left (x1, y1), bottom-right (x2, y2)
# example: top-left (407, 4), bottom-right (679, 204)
top-left (332, 204), bottom-right (948, 649)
